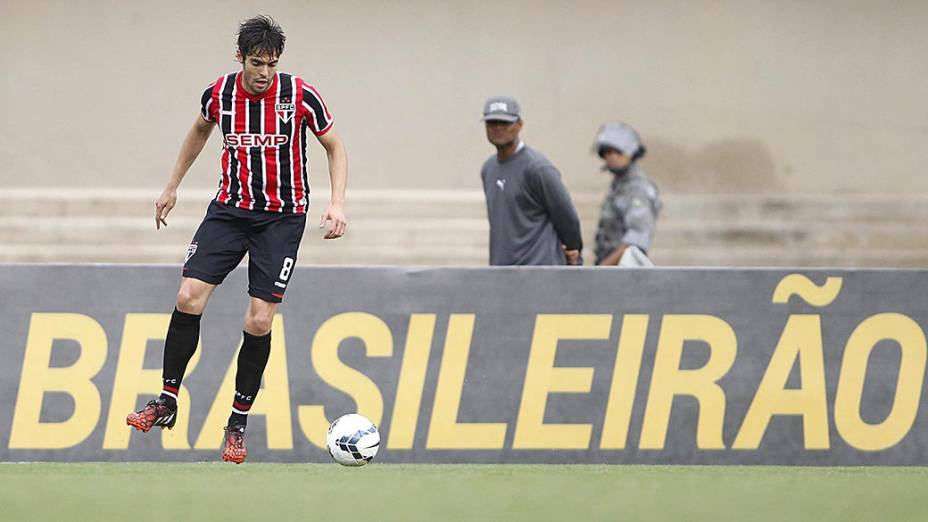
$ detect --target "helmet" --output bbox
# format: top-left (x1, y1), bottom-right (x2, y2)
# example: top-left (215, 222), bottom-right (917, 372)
top-left (594, 122), bottom-right (646, 160)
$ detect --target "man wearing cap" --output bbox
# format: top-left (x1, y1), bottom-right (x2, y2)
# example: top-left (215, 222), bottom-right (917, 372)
top-left (479, 96), bottom-right (583, 266)
top-left (593, 122), bottom-right (662, 266)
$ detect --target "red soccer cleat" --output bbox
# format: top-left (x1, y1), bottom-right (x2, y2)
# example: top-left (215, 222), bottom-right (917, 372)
top-left (126, 398), bottom-right (177, 432)
top-left (222, 425), bottom-right (247, 464)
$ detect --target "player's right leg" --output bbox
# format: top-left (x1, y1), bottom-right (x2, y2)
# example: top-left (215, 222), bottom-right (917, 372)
top-left (126, 398), bottom-right (178, 432)
top-left (128, 201), bottom-right (248, 433)
top-left (127, 277), bottom-right (216, 432)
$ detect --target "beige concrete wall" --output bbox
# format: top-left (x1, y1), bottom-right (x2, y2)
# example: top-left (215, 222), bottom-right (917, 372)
top-left (2, 0), bottom-right (926, 196)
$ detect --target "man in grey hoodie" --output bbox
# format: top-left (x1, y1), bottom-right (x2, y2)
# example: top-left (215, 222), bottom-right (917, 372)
top-left (593, 122), bottom-right (662, 266)
top-left (479, 96), bottom-right (583, 266)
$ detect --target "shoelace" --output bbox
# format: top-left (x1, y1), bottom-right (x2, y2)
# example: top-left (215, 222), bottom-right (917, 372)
top-left (225, 427), bottom-right (245, 449)
top-left (144, 400), bottom-right (174, 422)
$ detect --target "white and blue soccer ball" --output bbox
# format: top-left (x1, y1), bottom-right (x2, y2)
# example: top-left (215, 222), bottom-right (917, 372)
top-left (326, 413), bottom-right (380, 466)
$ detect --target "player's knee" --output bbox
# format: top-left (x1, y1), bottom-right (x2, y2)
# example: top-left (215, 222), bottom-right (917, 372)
top-left (244, 313), bottom-right (273, 336)
top-left (176, 288), bottom-right (206, 314)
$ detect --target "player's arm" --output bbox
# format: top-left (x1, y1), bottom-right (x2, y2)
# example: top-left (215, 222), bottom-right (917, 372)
top-left (316, 129), bottom-right (348, 239)
top-left (155, 115), bottom-right (215, 229)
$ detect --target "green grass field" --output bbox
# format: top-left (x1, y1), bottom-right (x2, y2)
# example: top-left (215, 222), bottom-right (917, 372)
top-left (1, 463), bottom-right (925, 521)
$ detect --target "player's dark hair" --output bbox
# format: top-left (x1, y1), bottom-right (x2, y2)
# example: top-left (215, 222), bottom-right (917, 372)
top-left (237, 15), bottom-right (285, 59)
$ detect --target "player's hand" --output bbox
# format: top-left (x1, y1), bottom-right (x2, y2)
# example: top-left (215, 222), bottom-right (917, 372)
top-left (320, 202), bottom-right (347, 239)
top-left (155, 188), bottom-right (178, 230)
top-left (563, 246), bottom-right (581, 265)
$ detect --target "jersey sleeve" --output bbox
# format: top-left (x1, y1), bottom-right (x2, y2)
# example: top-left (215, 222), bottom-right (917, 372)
top-left (200, 82), bottom-right (217, 123)
top-left (299, 83), bottom-right (334, 136)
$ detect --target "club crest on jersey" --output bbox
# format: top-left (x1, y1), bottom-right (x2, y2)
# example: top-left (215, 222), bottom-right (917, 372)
top-left (276, 99), bottom-right (295, 123)
top-left (186, 242), bottom-right (197, 262)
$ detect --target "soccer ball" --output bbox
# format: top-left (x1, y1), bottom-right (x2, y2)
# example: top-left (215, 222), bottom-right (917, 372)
top-left (326, 413), bottom-right (380, 466)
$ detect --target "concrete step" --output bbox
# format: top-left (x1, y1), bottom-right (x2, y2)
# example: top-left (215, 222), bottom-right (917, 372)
top-left (0, 242), bottom-right (488, 266)
top-left (650, 194), bottom-right (928, 224)
top-left (652, 221), bottom-right (928, 249)
top-left (3, 188), bottom-right (928, 267)
top-left (2, 188), bottom-right (490, 219)
top-left (2, 215), bottom-right (925, 251)
top-left (0, 217), bottom-right (490, 249)
top-left (2, 241), bottom-right (924, 268)
top-left (7, 188), bottom-right (928, 223)
top-left (652, 247), bottom-right (928, 269)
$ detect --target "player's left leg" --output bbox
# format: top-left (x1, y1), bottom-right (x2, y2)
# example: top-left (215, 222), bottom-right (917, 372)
top-left (129, 202), bottom-right (247, 435)
top-left (221, 209), bottom-right (306, 463)
top-left (222, 297), bottom-right (278, 464)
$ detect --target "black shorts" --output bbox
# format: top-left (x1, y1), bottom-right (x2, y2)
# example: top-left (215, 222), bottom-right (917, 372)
top-left (183, 200), bottom-right (307, 303)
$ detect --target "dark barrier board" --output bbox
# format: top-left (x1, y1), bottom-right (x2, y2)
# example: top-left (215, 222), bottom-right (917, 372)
top-left (1, 265), bottom-right (926, 464)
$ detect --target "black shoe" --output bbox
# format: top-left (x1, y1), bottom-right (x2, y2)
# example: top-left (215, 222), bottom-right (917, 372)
top-left (126, 398), bottom-right (177, 432)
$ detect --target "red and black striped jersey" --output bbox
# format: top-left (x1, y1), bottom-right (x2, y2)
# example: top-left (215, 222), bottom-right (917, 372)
top-left (200, 71), bottom-right (333, 214)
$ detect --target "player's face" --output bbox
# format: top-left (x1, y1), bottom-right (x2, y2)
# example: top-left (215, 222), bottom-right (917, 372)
top-left (485, 120), bottom-right (522, 148)
top-left (603, 149), bottom-right (632, 171)
top-left (239, 52), bottom-right (279, 95)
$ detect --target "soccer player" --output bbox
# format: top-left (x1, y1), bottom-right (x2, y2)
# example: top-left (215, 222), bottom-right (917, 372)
top-left (126, 15), bottom-right (348, 464)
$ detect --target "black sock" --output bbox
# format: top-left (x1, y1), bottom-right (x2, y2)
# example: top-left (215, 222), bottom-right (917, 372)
top-left (160, 308), bottom-right (201, 409)
top-left (228, 330), bottom-right (271, 427)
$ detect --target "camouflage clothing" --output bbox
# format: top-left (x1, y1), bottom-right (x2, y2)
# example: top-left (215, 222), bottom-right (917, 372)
top-left (594, 166), bottom-right (661, 264)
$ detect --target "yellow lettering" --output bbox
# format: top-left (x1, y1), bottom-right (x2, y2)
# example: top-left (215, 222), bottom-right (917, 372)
top-left (195, 315), bottom-right (293, 449)
top-left (297, 313), bottom-right (392, 449)
top-left (386, 314), bottom-right (436, 450)
top-left (733, 315), bottom-right (829, 449)
top-left (834, 313), bottom-right (926, 451)
top-left (512, 314), bottom-right (611, 449)
top-left (771, 275), bottom-right (843, 306)
top-left (427, 314), bottom-right (507, 449)
top-left (640, 315), bottom-right (736, 449)
top-left (103, 314), bottom-right (201, 449)
top-left (9, 313), bottom-right (107, 449)
top-left (600, 315), bottom-right (649, 449)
